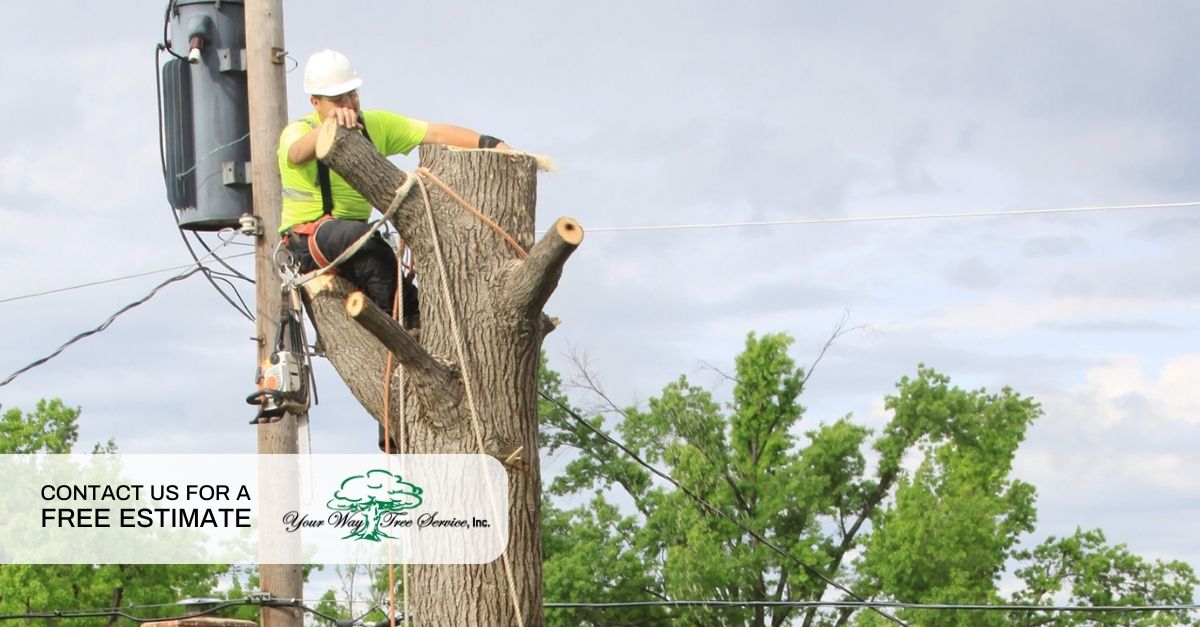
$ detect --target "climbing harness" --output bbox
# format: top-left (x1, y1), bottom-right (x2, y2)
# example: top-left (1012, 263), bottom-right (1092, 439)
top-left (289, 173), bottom-right (415, 289)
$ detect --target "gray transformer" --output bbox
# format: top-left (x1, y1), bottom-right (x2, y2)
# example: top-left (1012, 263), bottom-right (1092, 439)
top-left (161, 0), bottom-right (251, 231)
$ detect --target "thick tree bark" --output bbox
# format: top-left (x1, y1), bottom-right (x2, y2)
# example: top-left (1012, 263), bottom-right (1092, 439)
top-left (305, 122), bottom-right (580, 626)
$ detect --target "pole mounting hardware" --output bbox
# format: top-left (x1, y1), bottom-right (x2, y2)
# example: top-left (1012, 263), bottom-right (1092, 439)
top-left (239, 214), bottom-right (263, 237)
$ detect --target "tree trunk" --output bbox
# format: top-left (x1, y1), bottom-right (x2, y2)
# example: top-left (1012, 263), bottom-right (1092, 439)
top-left (304, 123), bottom-right (581, 626)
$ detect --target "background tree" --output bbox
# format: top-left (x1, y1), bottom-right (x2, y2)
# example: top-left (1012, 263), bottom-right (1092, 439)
top-left (0, 399), bottom-right (79, 454)
top-left (852, 368), bottom-right (1040, 626)
top-left (541, 333), bottom-right (899, 626)
top-left (0, 400), bottom-right (225, 625)
top-left (1009, 528), bottom-right (1198, 626)
top-left (538, 334), bottom-right (1199, 627)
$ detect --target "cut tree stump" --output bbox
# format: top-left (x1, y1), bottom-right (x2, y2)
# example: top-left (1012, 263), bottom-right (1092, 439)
top-left (302, 121), bottom-right (581, 626)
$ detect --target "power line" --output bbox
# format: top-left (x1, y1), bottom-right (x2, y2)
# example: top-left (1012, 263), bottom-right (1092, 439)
top-left (0, 267), bottom-right (201, 388)
top-left (0, 596), bottom-right (357, 625)
top-left (6, 199), bottom-right (1194, 306)
top-left (174, 229), bottom-right (256, 322)
top-left (537, 390), bottom-right (910, 627)
top-left (0, 251), bottom-right (253, 305)
top-left (4, 596), bottom-right (1191, 624)
top-left (575, 199), bottom-right (1200, 233)
top-left (544, 599), bottom-right (1200, 613)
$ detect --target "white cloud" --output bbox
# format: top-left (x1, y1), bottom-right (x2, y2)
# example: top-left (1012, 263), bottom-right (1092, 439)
top-left (1044, 354), bottom-right (1200, 428)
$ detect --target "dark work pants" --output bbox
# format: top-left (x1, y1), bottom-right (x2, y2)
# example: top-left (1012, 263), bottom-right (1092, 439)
top-left (286, 219), bottom-right (418, 327)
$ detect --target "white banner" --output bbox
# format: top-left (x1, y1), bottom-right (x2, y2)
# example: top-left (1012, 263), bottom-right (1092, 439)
top-left (0, 454), bottom-right (509, 565)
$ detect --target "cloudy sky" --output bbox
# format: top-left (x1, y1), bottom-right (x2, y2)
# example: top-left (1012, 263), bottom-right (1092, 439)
top-left (1, 0), bottom-right (1197, 597)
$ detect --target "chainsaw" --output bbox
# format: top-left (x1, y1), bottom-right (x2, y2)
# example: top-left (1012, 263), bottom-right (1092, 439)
top-left (247, 286), bottom-right (311, 424)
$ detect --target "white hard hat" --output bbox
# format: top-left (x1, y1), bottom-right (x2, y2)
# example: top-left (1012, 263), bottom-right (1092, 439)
top-left (303, 49), bottom-right (363, 96)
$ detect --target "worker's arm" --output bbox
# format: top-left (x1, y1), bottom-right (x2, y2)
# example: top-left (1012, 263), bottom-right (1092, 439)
top-left (286, 107), bottom-right (362, 165)
top-left (422, 123), bottom-right (512, 151)
top-left (286, 130), bottom-right (320, 165)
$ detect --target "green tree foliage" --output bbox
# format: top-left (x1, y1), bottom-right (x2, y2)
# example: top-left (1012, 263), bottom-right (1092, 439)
top-left (0, 400), bottom-right (227, 624)
top-left (541, 333), bottom-right (890, 626)
top-left (1009, 528), bottom-right (1198, 626)
top-left (538, 336), bottom-right (1199, 627)
top-left (315, 587), bottom-right (351, 622)
top-left (0, 399), bottom-right (80, 454)
top-left (854, 368), bottom-right (1040, 626)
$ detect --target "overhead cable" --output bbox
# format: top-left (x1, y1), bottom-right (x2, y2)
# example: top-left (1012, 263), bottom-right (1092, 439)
top-left (9, 199), bottom-right (1195, 306)
top-left (0, 596), bottom-right (352, 625)
top-left (576, 200), bottom-right (1200, 233)
top-left (0, 252), bottom-right (253, 305)
top-left (544, 599), bottom-right (1200, 613)
top-left (0, 267), bottom-right (202, 388)
top-left (173, 228), bottom-right (255, 322)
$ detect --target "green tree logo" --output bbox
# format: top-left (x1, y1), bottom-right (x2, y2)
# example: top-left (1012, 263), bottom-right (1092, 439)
top-left (327, 469), bottom-right (423, 542)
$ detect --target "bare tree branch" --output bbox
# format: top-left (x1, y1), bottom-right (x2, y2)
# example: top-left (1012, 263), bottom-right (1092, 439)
top-left (802, 310), bottom-right (870, 389)
top-left (566, 347), bottom-right (636, 421)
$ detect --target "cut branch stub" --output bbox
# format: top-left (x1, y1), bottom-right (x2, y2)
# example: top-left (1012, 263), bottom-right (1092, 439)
top-left (344, 291), bottom-right (463, 417)
top-left (504, 216), bottom-right (584, 316)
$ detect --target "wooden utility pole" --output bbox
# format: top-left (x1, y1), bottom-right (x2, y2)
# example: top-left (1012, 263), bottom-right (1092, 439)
top-left (245, 1), bottom-right (302, 626)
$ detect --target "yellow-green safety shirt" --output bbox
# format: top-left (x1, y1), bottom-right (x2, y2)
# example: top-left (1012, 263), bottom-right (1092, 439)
top-left (277, 110), bottom-right (429, 232)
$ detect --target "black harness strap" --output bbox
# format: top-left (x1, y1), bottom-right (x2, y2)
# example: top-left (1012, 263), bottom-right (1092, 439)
top-left (315, 118), bottom-right (372, 216)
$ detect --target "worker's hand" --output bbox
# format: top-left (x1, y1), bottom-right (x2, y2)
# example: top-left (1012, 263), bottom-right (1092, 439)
top-left (327, 106), bottom-right (362, 129)
top-left (496, 141), bottom-right (512, 151)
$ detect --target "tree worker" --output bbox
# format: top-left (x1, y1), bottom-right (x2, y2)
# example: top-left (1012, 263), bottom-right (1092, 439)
top-left (277, 49), bottom-right (509, 328)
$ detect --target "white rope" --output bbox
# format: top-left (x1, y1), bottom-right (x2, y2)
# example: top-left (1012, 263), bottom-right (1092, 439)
top-left (573, 200), bottom-right (1200, 233)
top-left (415, 174), bottom-right (528, 627)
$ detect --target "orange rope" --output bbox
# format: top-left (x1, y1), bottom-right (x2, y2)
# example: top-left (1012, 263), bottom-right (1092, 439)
top-left (382, 283), bottom-right (398, 627)
top-left (416, 167), bottom-right (530, 260)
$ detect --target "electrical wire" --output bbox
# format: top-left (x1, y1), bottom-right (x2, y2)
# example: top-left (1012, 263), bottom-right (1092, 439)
top-left (35, 597), bottom-right (379, 614)
top-left (3, 596), bottom-right (1189, 625)
top-left (0, 597), bottom-right (348, 625)
top-left (203, 267), bottom-right (255, 321)
top-left (543, 599), bottom-right (1200, 613)
top-left (537, 390), bottom-right (909, 627)
top-left (6, 197), bottom-right (1193, 307)
top-left (572, 199), bottom-right (1200, 234)
top-left (174, 228), bottom-right (254, 321)
top-left (207, 268), bottom-right (255, 283)
top-left (34, 595), bottom-right (1192, 619)
top-left (0, 267), bottom-right (201, 388)
top-left (196, 229), bottom-right (256, 283)
top-left (0, 252), bottom-right (253, 305)
top-left (172, 132), bottom-right (251, 180)
top-left (159, 1), bottom-right (187, 62)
